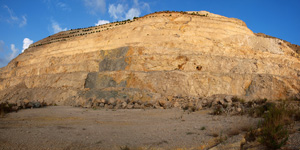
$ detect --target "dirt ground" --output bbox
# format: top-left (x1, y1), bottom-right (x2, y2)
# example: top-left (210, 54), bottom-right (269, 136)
top-left (0, 106), bottom-right (297, 150)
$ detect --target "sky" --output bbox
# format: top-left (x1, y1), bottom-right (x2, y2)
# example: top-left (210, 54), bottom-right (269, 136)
top-left (0, 0), bottom-right (299, 68)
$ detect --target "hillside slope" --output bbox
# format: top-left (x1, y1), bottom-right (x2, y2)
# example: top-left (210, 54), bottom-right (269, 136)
top-left (0, 11), bottom-right (299, 105)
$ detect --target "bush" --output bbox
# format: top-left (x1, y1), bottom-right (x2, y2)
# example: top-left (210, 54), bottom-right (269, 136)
top-left (0, 103), bottom-right (5, 117)
top-left (0, 103), bottom-right (17, 117)
top-left (245, 128), bottom-right (258, 142)
top-left (212, 105), bottom-right (224, 115)
top-left (294, 110), bottom-right (300, 121)
top-left (248, 102), bottom-right (275, 117)
top-left (232, 96), bottom-right (245, 104)
top-left (259, 103), bottom-right (292, 150)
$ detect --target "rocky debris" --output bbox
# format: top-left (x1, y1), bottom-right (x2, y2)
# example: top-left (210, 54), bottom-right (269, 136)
top-left (65, 94), bottom-right (300, 117)
top-left (127, 104), bottom-right (133, 109)
top-left (99, 103), bottom-right (104, 107)
top-left (121, 102), bottom-right (127, 108)
top-left (2, 94), bottom-right (299, 117)
top-left (0, 100), bottom-right (46, 117)
top-left (108, 98), bottom-right (117, 106)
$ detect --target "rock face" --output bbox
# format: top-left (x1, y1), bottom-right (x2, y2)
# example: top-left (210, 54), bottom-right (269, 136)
top-left (0, 11), bottom-right (299, 105)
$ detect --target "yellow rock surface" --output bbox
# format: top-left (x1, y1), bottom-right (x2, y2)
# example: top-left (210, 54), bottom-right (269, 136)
top-left (0, 11), bottom-right (299, 104)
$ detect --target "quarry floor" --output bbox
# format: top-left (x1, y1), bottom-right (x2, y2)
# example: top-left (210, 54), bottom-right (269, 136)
top-left (0, 106), bottom-right (299, 150)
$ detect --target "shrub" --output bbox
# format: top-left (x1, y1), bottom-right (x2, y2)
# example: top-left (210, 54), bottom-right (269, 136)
top-left (294, 110), bottom-right (300, 121)
top-left (232, 96), bottom-right (245, 104)
top-left (0, 103), bottom-right (5, 117)
top-left (248, 102), bottom-right (275, 117)
top-left (245, 128), bottom-right (258, 142)
top-left (0, 103), bottom-right (17, 117)
top-left (259, 103), bottom-right (292, 150)
top-left (212, 105), bottom-right (224, 115)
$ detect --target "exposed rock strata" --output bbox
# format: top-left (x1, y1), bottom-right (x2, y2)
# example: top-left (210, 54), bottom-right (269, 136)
top-left (0, 11), bottom-right (299, 106)
top-left (255, 33), bottom-right (300, 54)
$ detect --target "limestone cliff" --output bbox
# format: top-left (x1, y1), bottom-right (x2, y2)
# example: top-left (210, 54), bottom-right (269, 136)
top-left (0, 11), bottom-right (299, 105)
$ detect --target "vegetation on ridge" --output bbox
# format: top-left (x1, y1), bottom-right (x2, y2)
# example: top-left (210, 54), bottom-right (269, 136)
top-left (28, 11), bottom-right (208, 49)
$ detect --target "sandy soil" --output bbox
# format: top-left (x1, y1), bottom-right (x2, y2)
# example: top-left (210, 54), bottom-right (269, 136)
top-left (0, 106), bottom-right (263, 150)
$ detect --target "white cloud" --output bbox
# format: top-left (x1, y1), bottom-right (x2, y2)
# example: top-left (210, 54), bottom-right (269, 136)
top-left (43, 0), bottom-right (51, 5)
top-left (108, 0), bottom-right (150, 20)
top-left (3, 5), bottom-right (27, 27)
top-left (133, 0), bottom-right (150, 12)
top-left (0, 41), bottom-right (21, 67)
top-left (83, 0), bottom-right (106, 14)
top-left (19, 15), bottom-right (27, 27)
top-left (133, 0), bottom-right (139, 6)
top-left (51, 21), bottom-right (67, 34)
top-left (43, 0), bottom-right (72, 11)
top-left (108, 4), bottom-right (125, 20)
top-left (141, 3), bottom-right (150, 12)
top-left (57, 2), bottom-right (71, 11)
top-left (22, 38), bottom-right (33, 52)
top-left (0, 41), bottom-right (22, 68)
top-left (125, 8), bottom-right (140, 20)
top-left (95, 20), bottom-right (110, 26)
top-left (8, 44), bottom-right (19, 61)
top-left (3, 5), bottom-right (18, 21)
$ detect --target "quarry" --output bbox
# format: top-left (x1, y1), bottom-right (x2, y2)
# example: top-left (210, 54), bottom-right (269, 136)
top-left (0, 11), bottom-right (300, 150)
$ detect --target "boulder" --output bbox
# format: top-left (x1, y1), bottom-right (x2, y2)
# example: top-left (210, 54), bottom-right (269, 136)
top-left (121, 102), bottom-right (127, 109)
top-left (127, 104), bottom-right (133, 109)
top-left (108, 98), bottom-right (116, 106)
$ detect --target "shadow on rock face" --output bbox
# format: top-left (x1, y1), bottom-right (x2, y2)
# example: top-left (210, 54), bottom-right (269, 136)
top-left (99, 47), bottom-right (129, 72)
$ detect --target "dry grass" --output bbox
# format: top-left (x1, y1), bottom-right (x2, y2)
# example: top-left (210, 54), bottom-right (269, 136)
top-left (227, 123), bottom-right (254, 137)
top-left (240, 124), bottom-right (254, 132)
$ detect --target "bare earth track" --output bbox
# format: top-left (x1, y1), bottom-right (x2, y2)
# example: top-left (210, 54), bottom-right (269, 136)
top-left (0, 106), bottom-right (260, 150)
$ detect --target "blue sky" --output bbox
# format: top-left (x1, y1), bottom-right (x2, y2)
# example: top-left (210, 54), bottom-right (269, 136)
top-left (0, 0), bottom-right (299, 68)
